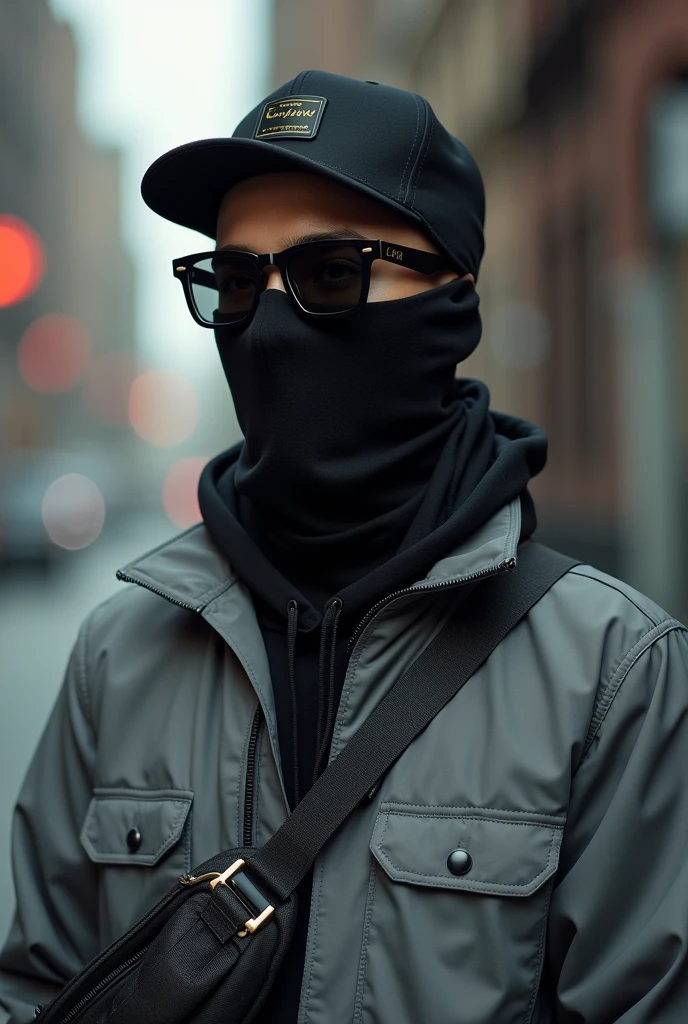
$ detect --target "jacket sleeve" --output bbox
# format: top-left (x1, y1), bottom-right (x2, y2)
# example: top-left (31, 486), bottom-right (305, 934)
top-left (0, 617), bottom-right (100, 1024)
top-left (549, 620), bottom-right (688, 1022)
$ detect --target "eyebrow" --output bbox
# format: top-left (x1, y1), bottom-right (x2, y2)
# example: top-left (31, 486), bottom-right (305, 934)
top-left (217, 228), bottom-right (369, 253)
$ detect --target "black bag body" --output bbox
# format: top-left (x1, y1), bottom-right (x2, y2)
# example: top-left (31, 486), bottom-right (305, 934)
top-left (36, 544), bottom-right (578, 1024)
top-left (38, 848), bottom-right (297, 1024)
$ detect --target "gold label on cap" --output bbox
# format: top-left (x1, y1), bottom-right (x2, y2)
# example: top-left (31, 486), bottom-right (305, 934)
top-left (254, 95), bottom-right (327, 141)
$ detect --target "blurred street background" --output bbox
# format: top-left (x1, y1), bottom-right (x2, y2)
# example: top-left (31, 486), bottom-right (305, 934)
top-left (1, 0), bottom-right (687, 938)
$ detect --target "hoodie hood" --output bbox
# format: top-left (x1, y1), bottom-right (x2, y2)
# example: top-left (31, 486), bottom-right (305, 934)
top-left (198, 380), bottom-right (547, 634)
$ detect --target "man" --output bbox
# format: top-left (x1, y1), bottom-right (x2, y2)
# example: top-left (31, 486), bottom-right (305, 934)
top-left (1, 71), bottom-right (687, 1024)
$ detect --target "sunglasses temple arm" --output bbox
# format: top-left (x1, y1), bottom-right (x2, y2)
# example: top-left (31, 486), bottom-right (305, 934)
top-left (378, 242), bottom-right (451, 275)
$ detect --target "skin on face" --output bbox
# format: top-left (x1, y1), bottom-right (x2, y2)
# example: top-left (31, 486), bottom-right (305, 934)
top-left (216, 172), bottom-right (474, 302)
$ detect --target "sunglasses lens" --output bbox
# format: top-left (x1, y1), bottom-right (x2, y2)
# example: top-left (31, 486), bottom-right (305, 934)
top-left (189, 255), bottom-right (259, 324)
top-left (287, 244), bottom-right (363, 313)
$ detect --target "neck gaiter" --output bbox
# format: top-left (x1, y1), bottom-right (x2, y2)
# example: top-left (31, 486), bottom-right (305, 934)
top-left (214, 278), bottom-right (483, 586)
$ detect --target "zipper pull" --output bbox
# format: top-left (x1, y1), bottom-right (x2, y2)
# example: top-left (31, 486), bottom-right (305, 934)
top-left (179, 871), bottom-right (222, 886)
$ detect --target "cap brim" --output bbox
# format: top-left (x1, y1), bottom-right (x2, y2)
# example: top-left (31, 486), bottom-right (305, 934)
top-left (141, 137), bottom-right (423, 240)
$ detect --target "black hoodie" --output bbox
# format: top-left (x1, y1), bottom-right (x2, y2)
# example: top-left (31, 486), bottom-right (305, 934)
top-left (198, 380), bottom-right (547, 1022)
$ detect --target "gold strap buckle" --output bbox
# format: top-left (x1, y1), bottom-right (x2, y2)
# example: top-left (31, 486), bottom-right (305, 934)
top-left (209, 858), bottom-right (275, 934)
top-left (209, 857), bottom-right (245, 889)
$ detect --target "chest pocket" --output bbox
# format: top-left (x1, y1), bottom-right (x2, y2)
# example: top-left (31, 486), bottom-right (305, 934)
top-left (355, 803), bottom-right (565, 1024)
top-left (80, 787), bottom-right (193, 943)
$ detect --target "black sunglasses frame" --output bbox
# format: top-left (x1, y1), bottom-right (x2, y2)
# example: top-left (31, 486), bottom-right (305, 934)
top-left (172, 238), bottom-right (456, 328)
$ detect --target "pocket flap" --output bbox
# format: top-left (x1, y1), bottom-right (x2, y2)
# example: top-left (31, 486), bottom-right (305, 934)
top-left (80, 788), bottom-right (193, 866)
top-left (371, 803), bottom-right (565, 897)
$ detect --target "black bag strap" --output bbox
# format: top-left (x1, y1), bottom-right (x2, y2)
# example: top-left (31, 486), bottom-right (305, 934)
top-left (249, 542), bottom-right (579, 901)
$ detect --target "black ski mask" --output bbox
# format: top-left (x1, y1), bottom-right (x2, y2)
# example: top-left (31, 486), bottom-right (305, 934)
top-left (213, 277), bottom-right (486, 585)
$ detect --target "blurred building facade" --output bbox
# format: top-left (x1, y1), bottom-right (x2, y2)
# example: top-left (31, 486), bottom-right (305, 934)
top-left (272, 0), bottom-right (688, 619)
top-left (0, 0), bottom-right (134, 462)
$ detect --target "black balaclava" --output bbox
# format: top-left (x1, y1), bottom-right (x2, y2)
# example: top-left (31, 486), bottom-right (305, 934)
top-left (214, 276), bottom-right (482, 593)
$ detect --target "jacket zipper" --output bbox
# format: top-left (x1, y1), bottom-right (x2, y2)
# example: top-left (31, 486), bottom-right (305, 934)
top-left (243, 706), bottom-right (263, 846)
top-left (346, 557), bottom-right (517, 656)
top-left (115, 571), bottom-right (202, 612)
top-left (57, 946), bottom-right (148, 1023)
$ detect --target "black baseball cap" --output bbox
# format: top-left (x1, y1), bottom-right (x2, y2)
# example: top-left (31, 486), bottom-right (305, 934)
top-left (141, 70), bottom-right (485, 276)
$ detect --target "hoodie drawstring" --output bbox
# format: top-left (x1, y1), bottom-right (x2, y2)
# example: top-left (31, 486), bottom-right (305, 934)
top-left (286, 599), bottom-right (300, 806)
top-left (314, 598), bottom-right (343, 783)
top-left (286, 596), bottom-right (344, 805)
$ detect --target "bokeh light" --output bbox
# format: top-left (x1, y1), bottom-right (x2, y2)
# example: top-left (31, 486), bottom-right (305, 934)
top-left (0, 215), bottom-right (45, 308)
top-left (162, 457), bottom-right (208, 528)
top-left (84, 350), bottom-right (137, 427)
top-left (129, 369), bottom-right (198, 447)
top-left (41, 474), bottom-right (106, 550)
top-left (18, 314), bottom-right (91, 393)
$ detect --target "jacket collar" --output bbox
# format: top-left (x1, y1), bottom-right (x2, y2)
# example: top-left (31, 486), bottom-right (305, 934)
top-left (116, 498), bottom-right (522, 612)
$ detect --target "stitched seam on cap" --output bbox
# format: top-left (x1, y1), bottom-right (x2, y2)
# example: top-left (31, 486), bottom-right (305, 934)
top-left (289, 71), bottom-right (309, 94)
top-left (312, 160), bottom-right (401, 201)
top-left (397, 94), bottom-right (421, 202)
top-left (411, 105), bottom-right (435, 210)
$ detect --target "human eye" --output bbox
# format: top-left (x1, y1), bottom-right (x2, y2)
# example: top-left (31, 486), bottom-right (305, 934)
top-left (219, 273), bottom-right (255, 293)
top-left (214, 264), bottom-right (256, 294)
top-left (312, 257), bottom-right (360, 289)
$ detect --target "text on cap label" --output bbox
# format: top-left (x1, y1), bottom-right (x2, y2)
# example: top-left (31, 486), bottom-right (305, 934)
top-left (254, 95), bottom-right (328, 141)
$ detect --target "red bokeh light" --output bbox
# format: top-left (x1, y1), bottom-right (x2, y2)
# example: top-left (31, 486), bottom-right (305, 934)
top-left (162, 457), bottom-right (208, 528)
top-left (84, 350), bottom-right (137, 427)
top-left (18, 314), bottom-right (91, 393)
top-left (129, 369), bottom-right (198, 447)
top-left (0, 215), bottom-right (45, 308)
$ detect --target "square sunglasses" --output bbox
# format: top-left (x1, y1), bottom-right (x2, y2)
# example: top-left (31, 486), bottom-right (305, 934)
top-left (172, 238), bottom-right (456, 328)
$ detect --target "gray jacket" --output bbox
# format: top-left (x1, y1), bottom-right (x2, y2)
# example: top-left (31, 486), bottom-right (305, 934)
top-left (1, 498), bottom-right (688, 1023)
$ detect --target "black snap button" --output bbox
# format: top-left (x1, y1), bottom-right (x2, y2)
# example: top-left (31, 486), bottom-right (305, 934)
top-left (126, 827), bottom-right (142, 852)
top-left (447, 848), bottom-right (472, 875)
